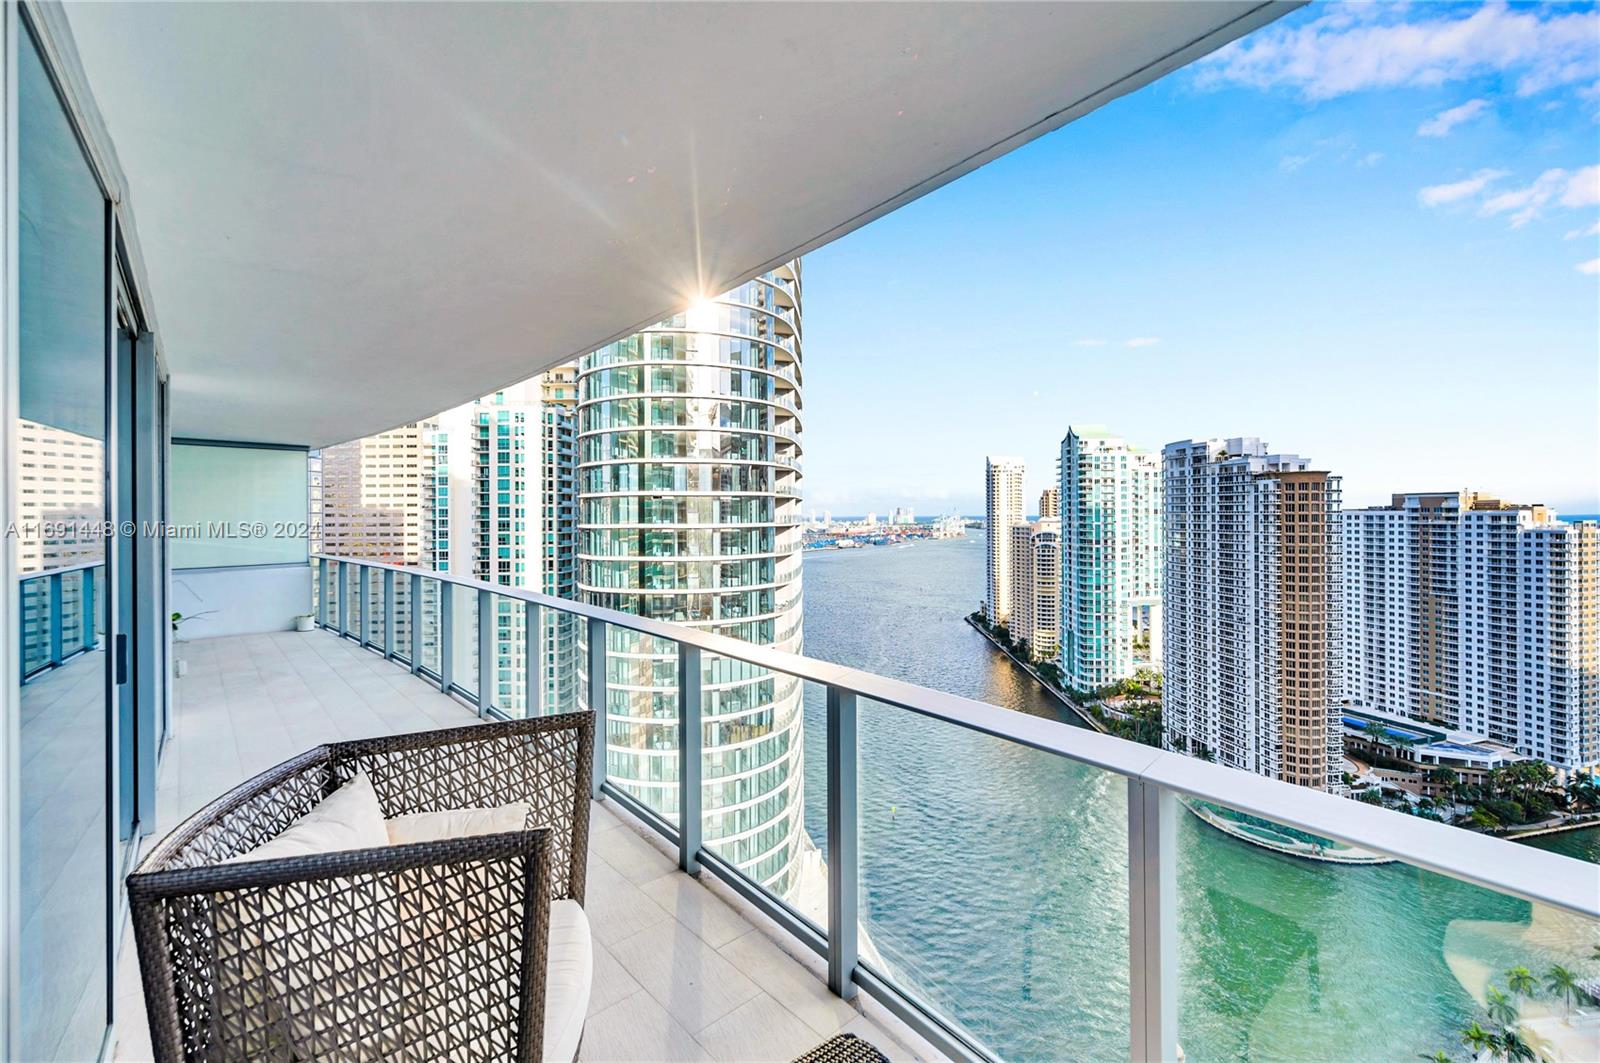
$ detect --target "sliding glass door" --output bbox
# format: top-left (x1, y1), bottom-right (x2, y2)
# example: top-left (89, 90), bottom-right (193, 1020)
top-left (17, 15), bottom-right (114, 1059)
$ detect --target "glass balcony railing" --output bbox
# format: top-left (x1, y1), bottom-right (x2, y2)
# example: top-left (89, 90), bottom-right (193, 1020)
top-left (18, 562), bottom-right (102, 681)
top-left (308, 553), bottom-right (1600, 1063)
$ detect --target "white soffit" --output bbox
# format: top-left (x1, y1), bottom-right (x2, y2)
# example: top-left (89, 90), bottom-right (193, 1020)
top-left (61, 1), bottom-right (1291, 446)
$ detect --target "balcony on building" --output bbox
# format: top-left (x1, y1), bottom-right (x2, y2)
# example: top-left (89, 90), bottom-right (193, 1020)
top-left (8, 3), bottom-right (1600, 1063)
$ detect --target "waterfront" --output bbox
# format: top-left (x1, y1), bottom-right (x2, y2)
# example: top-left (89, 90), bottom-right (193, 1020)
top-left (799, 533), bottom-right (1597, 1062)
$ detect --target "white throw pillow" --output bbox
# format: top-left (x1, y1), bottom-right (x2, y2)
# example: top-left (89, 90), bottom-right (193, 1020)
top-left (227, 770), bottom-right (390, 863)
top-left (385, 802), bottom-right (531, 845)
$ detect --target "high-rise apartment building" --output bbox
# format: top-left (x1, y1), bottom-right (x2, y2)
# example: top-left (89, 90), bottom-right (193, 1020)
top-left (1343, 492), bottom-right (1599, 775)
top-left (1038, 488), bottom-right (1059, 520)
top-left (1162, 438), bottom-right (1343, 791)
top-left (984, 456), bottom-right (1026, 626)
top-left (318, 423), bottom-right (435, 563)
top-left (576, 264), bottom-right (807, 899)
top-left (1009, 519), bottom-right (1061, 661)
top-left (427, 376), bottom-right (579, 716)
top-left (1057, 427), bottom-right (1162, 693)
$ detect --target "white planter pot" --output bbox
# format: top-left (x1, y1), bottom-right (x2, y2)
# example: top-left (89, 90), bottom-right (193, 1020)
top-left (294, 616), bottom-right (315, 632)
top-left (174, 658), bottom-right (188, 678)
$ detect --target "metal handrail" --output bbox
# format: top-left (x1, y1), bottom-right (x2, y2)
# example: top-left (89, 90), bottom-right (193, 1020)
top-left (18, 561), bottom-right (103, 681)
top-left (312, 552), bottom-right (1600, 1062)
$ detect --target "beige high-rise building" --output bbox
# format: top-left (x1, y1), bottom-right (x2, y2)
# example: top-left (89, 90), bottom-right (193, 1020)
top-left (1344, 491), bottom-right (1600, 775)
top-left (1162, 438), bottom-right (1343, 792)
top-left (16, 421), bottom-right (104, 573)
top-left (1009, 519), bottom-right (1060, 661)
top-left (984, 456), bottom-right (1026, 626)
top-left (1038, 488), bottom-right (1059, 520)
top-left (318, 423), bottom-right (434, 564)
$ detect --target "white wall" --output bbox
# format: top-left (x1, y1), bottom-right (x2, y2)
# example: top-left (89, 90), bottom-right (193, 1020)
top-left (171, 563), bottom-right (311, 639)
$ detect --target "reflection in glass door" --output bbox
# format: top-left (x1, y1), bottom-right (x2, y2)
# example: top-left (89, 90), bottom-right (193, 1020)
top-left (17, 14), bottom-right (113, 1060)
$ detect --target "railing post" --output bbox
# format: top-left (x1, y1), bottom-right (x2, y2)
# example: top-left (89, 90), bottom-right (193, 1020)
top-left (526, 602), bottom-right (543, 717)
top-left (82, 567), bottom-right (96, 648)
top-left (336, 562), bottom-right (349, 637)
top-left (382, 568), bottom-right (396, 659)
top-left (440, 583), bottom-right (455, 693)
top-left (677, 643), bottom-right (703, 874)
top-left (409, 573), bottom-right (423, 675)
top-left (48, 571), bottom-right (63, 666)
top-left (477, 588), bottom-right (494, 717)
top-left (358, 564), bottom-right (371, 647)
top-left (319, 558), bottom-right (331, 628)
top-left (826, 685), bottom-right (859, 1000)
top-left (1128, 779), bottom-right (1177, 1063)
top-left (587, 616), bottom-right (606, 799)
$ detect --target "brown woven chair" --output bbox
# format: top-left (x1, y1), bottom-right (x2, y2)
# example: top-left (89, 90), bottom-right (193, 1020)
top-left (127, 712), bottom-right (594, 1062)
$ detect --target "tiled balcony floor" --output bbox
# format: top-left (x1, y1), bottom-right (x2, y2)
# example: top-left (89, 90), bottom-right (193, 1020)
top-left (114, 631), bottom-right (941, 1062)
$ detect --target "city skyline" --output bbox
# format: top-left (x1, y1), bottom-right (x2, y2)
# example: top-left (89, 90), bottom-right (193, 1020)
top-left (799, 1), bottom-right (1599, 517)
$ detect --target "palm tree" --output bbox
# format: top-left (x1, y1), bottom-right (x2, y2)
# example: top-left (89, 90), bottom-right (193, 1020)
top-left (1460, 1022), bottom-right (1497, 1059)
top-left (1418, 1052), bottom-right (1454, 1063)
top-left (1497, 1029), bottom-right (1535, 1062)
top-left (1484, 985), bottom-right (1517, 1028)
top-left (1506, 966), bottom-right (1537, 1006)
top-left (1544, 964), bottom-right (1581, 1020)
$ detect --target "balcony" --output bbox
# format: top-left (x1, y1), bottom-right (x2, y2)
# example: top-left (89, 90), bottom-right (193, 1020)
top-left (110, 627), bottom-right (936, 1063)
top-left (100, 556), bottom-right (1600, 1061)
top-left (11, 3), bottom-right (1600, 1061)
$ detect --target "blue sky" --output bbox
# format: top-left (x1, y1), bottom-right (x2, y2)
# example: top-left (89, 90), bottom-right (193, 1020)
top-left (801, 2), bottom-right (1600, 517)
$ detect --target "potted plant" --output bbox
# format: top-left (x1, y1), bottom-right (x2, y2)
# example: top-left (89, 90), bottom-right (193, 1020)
top-left (170, 610), bottom-right (215, 677)
top-left (294, 612), bottom-right (315, 632)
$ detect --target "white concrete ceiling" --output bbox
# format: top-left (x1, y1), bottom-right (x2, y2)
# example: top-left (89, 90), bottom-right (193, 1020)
top-left (62, 1), bottom-right (1289, 447)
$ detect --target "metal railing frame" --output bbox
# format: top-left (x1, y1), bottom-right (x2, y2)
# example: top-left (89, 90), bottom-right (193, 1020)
top-left (310, 553), bottom-right (1599, 1063)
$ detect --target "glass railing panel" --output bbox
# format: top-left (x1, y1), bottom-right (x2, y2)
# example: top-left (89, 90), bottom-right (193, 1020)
top-left (485, 591), bottom-right (516, 716)
top-left (449, 582), bottom-right (478, 699)
top-left (343, 563), bottom-right (360, 634)
top-left (1174, 796), bottom-right (1600, 1063)
top-left (392, 573), bottom-right (412, 662)
top-left (20, 577), bottom-right (51, 676)
top-left (602, 626), bottom-right (679, 824)
top-left (546, 610), bottom-right (581, 714)
top-left (846, 695), bottom-right (1131, 1059)
top-left (418, 577), bottom-right (441, 675)
top-left (700, 670), bottom-right (821, 932)
top-left (58, 570), bottom-right (86, 657)
top-left (364, 568), bottom-right (382, 648)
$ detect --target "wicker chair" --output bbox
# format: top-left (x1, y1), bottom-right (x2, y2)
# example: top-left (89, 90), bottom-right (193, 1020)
top-left (127, 712), bottom-right (594, 1062)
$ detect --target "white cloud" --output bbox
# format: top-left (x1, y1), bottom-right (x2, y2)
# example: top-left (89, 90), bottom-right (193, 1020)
top-left (1071, 338), bottom-right (1108, 347)
top-left (1279, 153), bottom-right (1313, 173)
top-left (1196, 3), bottom-right (1600, 100)
top-left (1358, 152), bottom-right (1385, 168)
top-left (1418, 98), bottom-right (1490, 137)
top-left (1478, 165), bottom-right (1599, 226)
top-left (1578, 258), bottom-right (1600, 274)
top-left (1124, 338), bottom-right (1161, 348)
top-left (1561, 164), bottom-right (1600, 208)
top-left (1418, 169), bottom-right (1507, 207)
top-left (1564, 220), bottom-right (1600, 240)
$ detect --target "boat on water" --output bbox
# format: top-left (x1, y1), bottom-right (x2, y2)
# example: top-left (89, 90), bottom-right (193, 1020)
top-left (1182, 798), bottom-right (1397, 865)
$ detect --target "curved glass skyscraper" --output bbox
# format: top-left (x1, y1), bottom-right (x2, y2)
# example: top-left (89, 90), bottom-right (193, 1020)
top-left (576, 263), bottom-right (805, 898)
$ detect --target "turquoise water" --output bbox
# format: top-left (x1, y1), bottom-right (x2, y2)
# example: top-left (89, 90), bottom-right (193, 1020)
top-left (799, 534), bottom-right (1599, 1062)
top-left (1519, 824), bottom-right (1600, 864)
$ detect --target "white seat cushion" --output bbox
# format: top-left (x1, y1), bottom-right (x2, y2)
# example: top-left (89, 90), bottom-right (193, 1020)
top-left (385, 802), bottom-right (531, 845)
top-left (543, 899), bottom-right (592, 1063)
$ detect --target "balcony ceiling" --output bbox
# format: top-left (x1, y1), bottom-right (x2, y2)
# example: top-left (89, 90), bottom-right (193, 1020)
top-left (62, 1), bottom-right (1290, 447)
